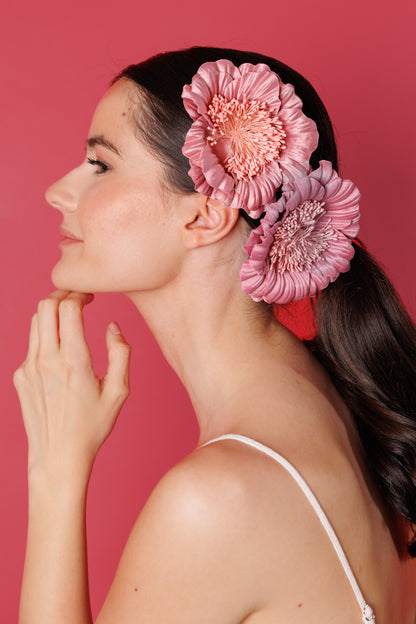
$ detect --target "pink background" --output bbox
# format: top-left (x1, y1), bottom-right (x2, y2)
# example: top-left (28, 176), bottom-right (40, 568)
top-left (1, 0), bottom-right (415, 619)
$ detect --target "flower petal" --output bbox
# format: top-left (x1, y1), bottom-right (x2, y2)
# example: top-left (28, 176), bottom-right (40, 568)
top-left (182, 59), bottom-right (318, 216)
top-left (241, 161), bottom-right (360, 304)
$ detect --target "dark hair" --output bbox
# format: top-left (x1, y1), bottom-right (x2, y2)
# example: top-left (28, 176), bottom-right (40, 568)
top-left (312, 242), bottom-right (416, 556)
top-left (114, 46), bottom-right (416, 555)
top-left (113, 47), bottom-right (337, 228)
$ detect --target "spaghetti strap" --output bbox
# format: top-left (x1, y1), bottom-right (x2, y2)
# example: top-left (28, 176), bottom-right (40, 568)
top-left (200, 433), bottom-right (376, 624)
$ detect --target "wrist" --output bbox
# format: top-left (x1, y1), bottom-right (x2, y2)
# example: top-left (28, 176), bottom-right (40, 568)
top-left (27, 453), bottom-right (94, 494)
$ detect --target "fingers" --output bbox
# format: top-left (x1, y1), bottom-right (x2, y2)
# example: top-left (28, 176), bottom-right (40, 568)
top-left (36, 290), bottom-right (74, 357)
top-left (37, 296), bottom-right (62, 356)
top-left (26, 313), bottom-right (40, 362)
top-left (58, 292), bottom-right (94, 363)
top-left (15, 292), bottom-right (129, 470)
top-left (20, 290), bottom-right (108, 380)
top-left (102, 322), bottom-right (131, 406)
top-left (35, 290), bottom-right (93, 358)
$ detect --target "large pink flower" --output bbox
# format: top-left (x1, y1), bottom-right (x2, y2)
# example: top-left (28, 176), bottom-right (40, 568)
top-left (182, 60), bottom-right (319, 219)
top-left (240, 161), bottom-right (360, 304)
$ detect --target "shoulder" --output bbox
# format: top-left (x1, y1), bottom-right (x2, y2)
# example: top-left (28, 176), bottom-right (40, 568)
top-left (139, 439), bottom-right (263, 537)
top-left (150, 436), bottom-right (300, 514)
top-left (97, 438), bottom-right (315, 623)
top-left (97, 440), bottom-right (280, 622)
top-left (136, 437), bottom-right (306, 557)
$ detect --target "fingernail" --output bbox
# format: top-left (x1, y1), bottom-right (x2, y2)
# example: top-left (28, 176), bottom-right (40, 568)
top-left (109, 321), bottom-right (121, 335)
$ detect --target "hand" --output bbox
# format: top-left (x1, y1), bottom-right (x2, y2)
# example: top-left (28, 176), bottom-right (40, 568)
top-left (13, 291), bottom-right (131, 482)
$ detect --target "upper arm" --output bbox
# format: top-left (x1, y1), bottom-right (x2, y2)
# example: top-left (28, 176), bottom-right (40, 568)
top-left (95, 450), bottom-right (258, 624)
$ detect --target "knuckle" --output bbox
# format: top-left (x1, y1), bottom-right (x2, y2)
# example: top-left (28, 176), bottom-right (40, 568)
top-left (111, 379), bottom-right (130, 401)
top-left (116, 341), bottom-right (131, 355)
top-left (120, 378), bottom-right (130, 395)
top-left (116, 388), bottom-right (130, 405)
top-left (35, 354), bottom-right (52, 373)
top-left (63, 352), bottom-right (89, 371)
top-left (121, 378), bottom-right (130, 398)
top-left (13, 367), bottom-right (24, 387)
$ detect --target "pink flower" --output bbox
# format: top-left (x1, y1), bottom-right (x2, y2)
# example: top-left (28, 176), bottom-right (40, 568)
top-left (240, 161), bottom-right (360, 304)
top-left (182, 60), bottom-right (319, 218)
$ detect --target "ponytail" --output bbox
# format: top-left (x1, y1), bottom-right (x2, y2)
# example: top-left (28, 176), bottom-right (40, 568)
top-left (311, 241), bottom-right (416, 555)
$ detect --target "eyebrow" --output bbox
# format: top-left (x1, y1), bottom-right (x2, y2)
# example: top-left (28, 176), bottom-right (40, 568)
top-left (86, 135), bottom-right (122, 157)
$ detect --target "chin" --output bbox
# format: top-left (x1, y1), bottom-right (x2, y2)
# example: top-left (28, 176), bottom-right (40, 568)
top-left (51, 265), bottom-right (115, 294)
top-left (51, 264), bottom-right (87, 293)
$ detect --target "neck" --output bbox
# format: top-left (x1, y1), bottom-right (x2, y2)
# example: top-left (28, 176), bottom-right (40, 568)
top-left (126, 251), bottom-right (317, 444)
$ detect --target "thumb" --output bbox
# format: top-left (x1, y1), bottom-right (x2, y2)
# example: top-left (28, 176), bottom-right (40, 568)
top-left (102, 322), bottom-right (131, 406)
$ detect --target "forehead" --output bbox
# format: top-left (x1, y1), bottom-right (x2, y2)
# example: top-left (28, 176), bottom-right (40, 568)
top-left (88, 79), bottom-right (139, 149)
top-left (88, 79), bottom-right (166, 179)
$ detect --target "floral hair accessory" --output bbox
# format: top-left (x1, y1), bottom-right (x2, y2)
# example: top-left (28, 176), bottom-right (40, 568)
top-left (240, 161), bottom-right (360, 304)
top-left (181, 60), bottom-right (319, 219)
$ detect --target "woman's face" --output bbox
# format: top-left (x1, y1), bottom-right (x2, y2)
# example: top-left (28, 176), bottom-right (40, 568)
top-left (47, 79), bottom-right (184, 294)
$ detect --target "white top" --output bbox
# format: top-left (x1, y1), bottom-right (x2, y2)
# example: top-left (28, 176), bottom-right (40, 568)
top-left (200, 433), bottom-right (376, 624)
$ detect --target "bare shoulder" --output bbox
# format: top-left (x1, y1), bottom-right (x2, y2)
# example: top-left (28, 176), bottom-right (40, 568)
top-left (151, 437), bottom-right (303, 537)
top-left (98, 438), bottom-right (416, 623)
top-left (130, 438), bottom-right (289, 555)
top-left (150, 437), bottom-right (313, 546)
top-left (95, 439), bottom-right (283, 624)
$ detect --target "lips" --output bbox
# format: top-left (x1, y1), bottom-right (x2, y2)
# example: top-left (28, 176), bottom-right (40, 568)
top-left (59, 226), bottom-right (83, 241)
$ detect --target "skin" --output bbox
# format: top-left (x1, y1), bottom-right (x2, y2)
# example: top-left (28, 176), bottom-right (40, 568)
top-left (14, 78), bottom-right (416, 623)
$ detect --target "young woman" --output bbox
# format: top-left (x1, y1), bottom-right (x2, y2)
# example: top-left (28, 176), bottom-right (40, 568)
top-left (14, 47), bottom-right (416, 623)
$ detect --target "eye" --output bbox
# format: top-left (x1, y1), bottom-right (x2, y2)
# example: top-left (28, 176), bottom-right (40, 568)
top-left (87, 157), bottom-right (109, 174)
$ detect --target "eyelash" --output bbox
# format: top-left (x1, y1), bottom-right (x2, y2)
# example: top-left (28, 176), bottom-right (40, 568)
top-left (87, 157), bottom-right (109, 174)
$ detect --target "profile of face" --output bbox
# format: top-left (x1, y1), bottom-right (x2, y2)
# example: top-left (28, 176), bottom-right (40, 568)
top-left (47, 79), bottom-right (188, 295)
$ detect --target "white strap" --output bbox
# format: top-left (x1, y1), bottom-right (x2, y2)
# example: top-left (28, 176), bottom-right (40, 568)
top-left (200, 433), bottom-right (375, 623)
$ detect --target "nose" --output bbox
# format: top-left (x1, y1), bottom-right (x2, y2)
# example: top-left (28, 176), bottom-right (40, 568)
top-left (45, 166), bottom-right (81, 213)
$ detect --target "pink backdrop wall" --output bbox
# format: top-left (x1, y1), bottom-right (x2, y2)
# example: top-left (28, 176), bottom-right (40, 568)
top-left (1, 0), bottom-right (415, 619)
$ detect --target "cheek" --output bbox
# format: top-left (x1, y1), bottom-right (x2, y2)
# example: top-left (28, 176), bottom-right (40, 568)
top-left (80, 184), bottom-right (143, 249)
top-left (76, 184), bottom-right (182, 288)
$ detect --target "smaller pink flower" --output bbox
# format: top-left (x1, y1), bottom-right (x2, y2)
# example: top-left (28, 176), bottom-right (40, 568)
top-left (182, 60), bottom-right (319, 218)
top-left (240, 161), bottom-right (360, 304)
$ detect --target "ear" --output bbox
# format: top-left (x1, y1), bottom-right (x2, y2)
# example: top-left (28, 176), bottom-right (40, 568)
top-left (182, 195), bottom-right (240, 249)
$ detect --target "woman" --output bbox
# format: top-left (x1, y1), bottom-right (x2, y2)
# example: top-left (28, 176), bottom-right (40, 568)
top-left (14, 47), bottom-right (416, 623)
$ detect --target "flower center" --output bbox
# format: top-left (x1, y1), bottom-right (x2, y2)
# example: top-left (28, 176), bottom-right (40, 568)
top-left (269, 200), bottom-right (337, 273)
top-left (207, 94), bottom-right (286, 181)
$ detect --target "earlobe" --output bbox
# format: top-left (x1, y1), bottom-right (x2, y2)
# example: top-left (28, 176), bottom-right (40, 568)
top-left (183, 196), bottom-right (239, 249)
